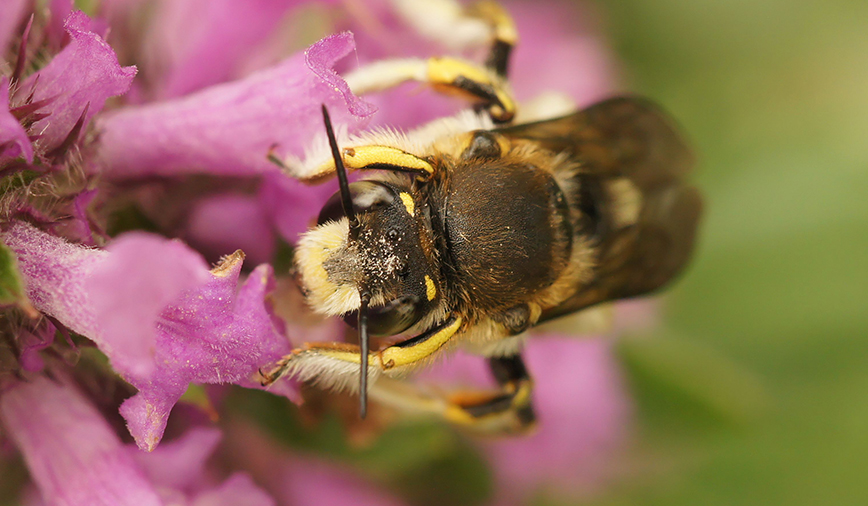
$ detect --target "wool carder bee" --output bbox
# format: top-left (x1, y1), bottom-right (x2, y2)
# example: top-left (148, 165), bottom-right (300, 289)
top-left (262, 0), bottom-right (702, 432)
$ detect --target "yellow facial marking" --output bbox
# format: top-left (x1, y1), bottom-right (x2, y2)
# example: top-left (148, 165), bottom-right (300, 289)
top-left (380, 317), bottom-right (462, 369)
top-left (295, 221), bottom-right (360, 316)
top-left (399, 192), bottom-right (415, 217)
top-left (424, 275), bottom-right (436, 301)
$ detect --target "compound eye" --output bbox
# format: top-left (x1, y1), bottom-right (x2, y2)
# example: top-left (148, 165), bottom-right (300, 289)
top-left (343, 295), bottom-right (423, 337)
top-left (317, 181), bottom-right (396, 226)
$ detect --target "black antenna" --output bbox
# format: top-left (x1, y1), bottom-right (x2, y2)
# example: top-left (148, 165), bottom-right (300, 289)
top-left (322, 105), bottom-right (358, 230)
top-left (358, 292), bottom-right (371, 418)
top-left (321, 104), bottom-right (370, 418)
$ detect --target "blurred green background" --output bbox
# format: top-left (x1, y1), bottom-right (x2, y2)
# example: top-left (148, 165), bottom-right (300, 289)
top-left (589, 0), bottom-right (868, 504)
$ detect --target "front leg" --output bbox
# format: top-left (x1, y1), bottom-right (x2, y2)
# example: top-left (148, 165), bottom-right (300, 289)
top-left (260, 315), bottom-right (462, 393)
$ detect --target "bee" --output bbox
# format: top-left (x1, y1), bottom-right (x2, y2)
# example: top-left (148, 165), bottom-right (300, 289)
top-left (262, 2), bottom-right (701, 432)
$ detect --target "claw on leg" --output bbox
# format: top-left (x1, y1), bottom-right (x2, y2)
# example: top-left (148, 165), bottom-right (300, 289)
top-left (368, 354), bottom-right (536, 434)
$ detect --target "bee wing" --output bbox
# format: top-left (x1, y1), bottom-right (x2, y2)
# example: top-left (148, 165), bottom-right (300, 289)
top-left (498, 96), bottom-right (702, 322)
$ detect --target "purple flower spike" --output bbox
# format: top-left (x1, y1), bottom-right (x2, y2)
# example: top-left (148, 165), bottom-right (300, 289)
top-left (1, 77), bottom-right (34, 164)
top-left (0, 376), bottom-right (164, 506)
top-left (97, 32), bottom-right (376, 179)
top-left (18, 11), bottom-right (136, 152)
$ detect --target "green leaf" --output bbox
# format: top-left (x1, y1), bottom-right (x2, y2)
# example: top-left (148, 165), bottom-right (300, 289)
top-left (0, 241), bottom-right (28, 307)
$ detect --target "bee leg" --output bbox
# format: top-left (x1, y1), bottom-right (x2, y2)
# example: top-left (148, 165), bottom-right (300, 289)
top-left (452, 354), bottom-right (536, 431)
top-left (369, 354), bottom-right (535, 433)
top-left (260, 315), bottom-right (463, 392)
top-left (469, 0), bottom-right (517, 77)
top-left (344, 57), bottom-right (515, 123)
top-left (300, 144), bottom-right (436, 182)
top-left (386, 0), bottom-right (516, 77)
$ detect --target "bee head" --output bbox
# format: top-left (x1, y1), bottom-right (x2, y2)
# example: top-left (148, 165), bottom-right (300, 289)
top-left (296, 179), bottom-right (438, 337)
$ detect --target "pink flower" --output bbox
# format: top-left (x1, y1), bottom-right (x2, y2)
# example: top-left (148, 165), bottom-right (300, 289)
top-left (1, 11), bottom-right (136, 167)
top-left (220, 418), bottom-right (410, 506)
top-left (0, 375), bottom-right (274, 505)
top-left (95, 31), bottom-right (374, 179)
top-left (3, 221), bottom-right (297, 451)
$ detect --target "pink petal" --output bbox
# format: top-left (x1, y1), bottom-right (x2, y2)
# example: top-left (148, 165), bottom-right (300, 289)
top-left (1, 77), bottom-right (34, 164)
top-left (96, 32), bottom-right (375, 179)
top-left (120, 260), bottom-right (295, 451)
top-left (18, 11), bottom-right (136, 152)
top-left (0, 376), bottom-right (163, 506)
top-left (277, 459), bottom-right (407, 506)
top-left (141, 0), bottom-right (320, 100)
top-left (127, 426), bottom-right (276, 504)
top-left (3, 221), bottom-right (107, 336)
top-left (45, 0), bottom-right (73, 49)
top-left (222, 420), bottom-right (408, 506)
top-left (260, 171), bottom-right (336, 243)
top-left (185, 193), bottom-right (276, 265)
top-left (0, 0), bottom-right (29, 54)
top-left (128, 426), bottom-right (222, 490)
top-left (191, 474), bottom-right (276, 506)
top-left (84, 233), bottom-right (212, 378)
top-left (3, 223), bottom-right (298, 451)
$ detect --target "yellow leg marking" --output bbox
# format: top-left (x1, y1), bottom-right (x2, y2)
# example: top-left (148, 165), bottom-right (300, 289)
top-left (343, 55), bottom-right (515, 122)
top-left (304, 316), bottom-right (461, 371)
top-left (399, 192), bottom-right (415, 216)
top-left (426, 57), bottom-right (516, 121)
top-left (312, 145), bottom-right (434, 179)
top-left (427, 57), bottom-right (494, 88)
top-left (380, 317), bottom-right (462, 369)
top-left (318, 348), bottom-right (363, 365)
